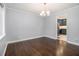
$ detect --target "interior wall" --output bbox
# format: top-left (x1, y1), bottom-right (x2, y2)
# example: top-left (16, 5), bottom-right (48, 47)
top-left (1, 4), bottom-right (79, 56)
top-left (44, 15), bottom-right (57, 39)
top-left (55, 5), bottom-right (79, 45)
top-left (45, 5), bottom-right (79, 45)
top-left (5, 7), bottom-right (44, 42)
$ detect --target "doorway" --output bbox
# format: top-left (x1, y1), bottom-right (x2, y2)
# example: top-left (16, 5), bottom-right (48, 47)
top-left (57, 16), bottom-right (67, 41)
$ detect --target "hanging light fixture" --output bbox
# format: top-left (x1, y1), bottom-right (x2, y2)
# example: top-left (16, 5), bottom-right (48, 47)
top-left (40, 3), bottom-right (50, 16)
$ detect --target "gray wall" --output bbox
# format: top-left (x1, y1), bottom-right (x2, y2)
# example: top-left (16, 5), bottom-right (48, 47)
top-left (55, 6), bottom-right (79, 45)
top-left (1, 5), bottom-right (79, 56)
top-left (0, 6), bottom-right (44, 56)
top-left (5, 7), bottom-right (44, 42)
top-left (44, 15), bottom-right (57, 39)
top-left (5, 5), bottom-right (79, 44)
top-left (45, 5), bottom-right (79, 45)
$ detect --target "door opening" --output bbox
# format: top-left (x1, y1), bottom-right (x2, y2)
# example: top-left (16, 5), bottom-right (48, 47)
top-left (57, 16), bottom-right (67, 41)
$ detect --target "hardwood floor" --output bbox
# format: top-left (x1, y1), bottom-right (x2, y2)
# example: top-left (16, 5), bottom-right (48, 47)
top-left (5, 37), bottom-right (79, 56)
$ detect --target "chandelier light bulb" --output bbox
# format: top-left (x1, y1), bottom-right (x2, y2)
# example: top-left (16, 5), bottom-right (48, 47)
top-left (40, 10), bottom-right (50, 16)
top-left (46, 11), bottom-right (50, 16)
top-left (40, 3), bottom-right (50, 16)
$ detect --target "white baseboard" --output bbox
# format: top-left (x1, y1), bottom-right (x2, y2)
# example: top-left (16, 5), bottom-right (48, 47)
top-left (66, 40), bottom-right (79, 46)
top-left (8, 36), bottom-right (43, 44)
top-left (45, 35), bottom-right (57, 39)
top-left (8, 35), bottom-right (79, 46)
top-left (3, 43), bottom-right (8, 56)
top-left (0, 34), bottom-right (5, 40)
top-left (45, 36), bottom-right (79, 46)
top-left (2, 36), bottom-right (43, 56)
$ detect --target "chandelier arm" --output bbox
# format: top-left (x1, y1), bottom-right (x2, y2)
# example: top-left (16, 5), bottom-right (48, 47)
top-left (40, 3), bottom-right (50, 16)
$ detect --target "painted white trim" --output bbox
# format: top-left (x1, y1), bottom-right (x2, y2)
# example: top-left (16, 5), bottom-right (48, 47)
top-left (3, 4), bottom-right (5, 38)
top-left (45, 35), bottom-right (57, 39)
top-left (0, 4), bottom-right (5, 40)
top-left (45, 36), bottom-right (79, 46)
top-left (8, 36), bottom-right (43, 44)
top-left (0, 33), bottom-right (5, 40)
top-left (1, 36), bottom-right (43, 56)
top-left (66, 40), bottom-right (79, 46)
top-left (2, 43), bottom-right (8, 56)
top-left (8, 35), bottom-right (79, 46)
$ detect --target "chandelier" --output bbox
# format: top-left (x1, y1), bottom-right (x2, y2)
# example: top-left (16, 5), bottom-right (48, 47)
top-left (40, 3), bottom-right (50, 16)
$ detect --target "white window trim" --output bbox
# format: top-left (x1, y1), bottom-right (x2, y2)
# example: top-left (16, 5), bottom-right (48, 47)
top-left (0, 34), bottom-right (5, 39)
top-left (0, 4), bottom-right (5, 40)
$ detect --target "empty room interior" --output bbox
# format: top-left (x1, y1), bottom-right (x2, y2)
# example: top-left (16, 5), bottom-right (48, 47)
top-left (0, 3), bottom-right (79, 56)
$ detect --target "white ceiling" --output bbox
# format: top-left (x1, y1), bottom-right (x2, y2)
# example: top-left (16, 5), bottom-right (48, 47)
top-left (6, 3), bottom-right (79, 14)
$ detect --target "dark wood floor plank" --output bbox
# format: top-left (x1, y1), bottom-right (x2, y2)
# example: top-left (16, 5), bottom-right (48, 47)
top-left (5, 37), bottom-right (79, 56)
